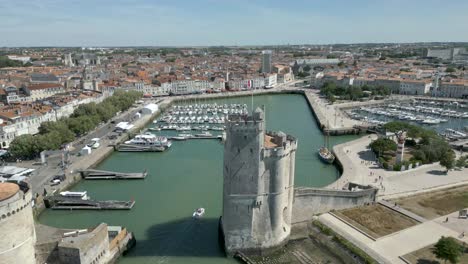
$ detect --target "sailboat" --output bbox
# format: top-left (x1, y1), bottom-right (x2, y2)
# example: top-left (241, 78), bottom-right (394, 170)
top-left (318, 129), bottom-right (335, 164)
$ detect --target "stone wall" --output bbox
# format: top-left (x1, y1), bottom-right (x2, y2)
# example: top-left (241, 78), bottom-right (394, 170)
top-left (58, 223), bottom-right (110, 264)
top-left (292, 185), bottom-right (378, 224)
top-left (0, 190), bottom-right (36, 264)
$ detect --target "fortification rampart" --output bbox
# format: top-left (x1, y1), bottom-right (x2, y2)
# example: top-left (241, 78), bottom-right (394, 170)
top-left (291, 185), bottom-right (378, 224)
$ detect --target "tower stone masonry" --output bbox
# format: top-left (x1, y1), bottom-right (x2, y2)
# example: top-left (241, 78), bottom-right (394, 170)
top-left (221, 107), bottom-right (297, 255)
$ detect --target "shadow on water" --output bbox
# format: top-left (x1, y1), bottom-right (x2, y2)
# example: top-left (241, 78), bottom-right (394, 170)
top-left (126, 217), bottom-right (225, 260)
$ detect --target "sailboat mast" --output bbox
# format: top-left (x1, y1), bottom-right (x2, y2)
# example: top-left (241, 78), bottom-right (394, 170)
top-left (251, 85), bottom-right (254, 113)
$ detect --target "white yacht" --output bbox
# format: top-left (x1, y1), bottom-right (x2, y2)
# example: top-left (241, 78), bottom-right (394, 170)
top-left (118, 133), bottom-right (172, 152)
top-left (60, 191), bottom-right (89, 200)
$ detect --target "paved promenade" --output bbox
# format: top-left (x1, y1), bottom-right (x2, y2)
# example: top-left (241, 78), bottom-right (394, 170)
top-left (319, 211), bottom-right (468, 264)
top-left (329, 134), bottom-right (468, 199)
top-left (303, 90), bottom-right (361, 130)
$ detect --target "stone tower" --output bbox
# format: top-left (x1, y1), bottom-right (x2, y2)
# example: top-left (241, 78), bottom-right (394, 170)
top-left (0, 182), bottom-right (36, 264)
top-left (221, 107), bottom-right (297, 256)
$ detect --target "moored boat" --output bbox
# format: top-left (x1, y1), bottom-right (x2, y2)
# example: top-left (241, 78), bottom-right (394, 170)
top-left (318, 147), bottom-right (335, 164)
top-left (117, 133), bottom-right (171, 152)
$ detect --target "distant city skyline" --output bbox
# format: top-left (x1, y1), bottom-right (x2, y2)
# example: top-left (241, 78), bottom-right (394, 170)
top-left (1, 0), bottom-right (468, 47)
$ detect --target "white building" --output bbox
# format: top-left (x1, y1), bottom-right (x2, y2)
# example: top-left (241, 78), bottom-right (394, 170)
top-left (6, 55), bottom-right (31, 64)
top-left (439, 81), bottom-right (468, 98)
top-left (24, 83), bottom-right (65, 101)
top-left (264, 73), bottom-right (277, 88)
top-left (169, 80), bottom-right (224, 95)
top-left (399, 80), bottom-right (432, 95)
top-left (0, 93), bottom-right (105, 148)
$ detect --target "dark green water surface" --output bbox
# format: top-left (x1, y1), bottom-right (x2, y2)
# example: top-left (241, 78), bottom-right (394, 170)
top-left (39, 94), bottom-right (357, 264)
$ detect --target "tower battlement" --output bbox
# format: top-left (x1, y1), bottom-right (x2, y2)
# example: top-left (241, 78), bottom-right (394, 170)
top-left (222, 107), bottom-right (297, 256)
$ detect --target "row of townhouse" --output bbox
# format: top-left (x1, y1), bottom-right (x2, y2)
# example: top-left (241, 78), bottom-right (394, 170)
top-left (0, 83), bottom-right (66, 105)
top-left (24, 83), bottom-right (66, 101)
top-left (103, 74), bottom-right (280, 97)
top-left (228, 74), bottom-right (278, 90)
top-left (169, 79), bottom-right (225, 95)
top-left (313, 73), bottom-right (433, 96)
top-left (438, 81), bottom-right (468, 98)
top-left (0, 92), bottom-right (106, 148)
top-left (107, 80), bottom-right (227, 97)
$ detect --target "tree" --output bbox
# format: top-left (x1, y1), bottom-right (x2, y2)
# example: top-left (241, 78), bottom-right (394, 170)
top-left (369, 138), bottom-right (397, 157)
top-left (432, 236), bottom-right (463, 264)
top-left (455, 155), bottom-right (467, 169)
top-left (38, 120), bottom-right (75, 144)
top-left (0, 56), bottom-right (24, 68)
top-left (440, 150), bottom-right (456, 172)
top-left (9, 135), bottom-right (41, 159)
top-left (446, 67), bottom-right (456, 73)
top-left (67, 116), bottom-right (98, 136)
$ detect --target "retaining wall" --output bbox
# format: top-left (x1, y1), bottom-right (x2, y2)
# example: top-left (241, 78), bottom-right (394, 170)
top-left (291, 186), bottom-right (378, 224)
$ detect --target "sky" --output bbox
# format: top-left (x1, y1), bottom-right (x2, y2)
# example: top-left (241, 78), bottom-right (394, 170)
top-left (1, 0), bottom-right (467, 47)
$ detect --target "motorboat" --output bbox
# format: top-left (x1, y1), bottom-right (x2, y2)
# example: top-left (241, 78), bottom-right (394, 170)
top-left (60, 191), bottom-right (89, 200)
top-left (192, 208), bottom-right (205, 218)
top-left (195, 132), bottom-right (213, 137)
top-left (318, 147), bottom-right (335, 164)
top-left (118, 133), bottom-right (172, 152)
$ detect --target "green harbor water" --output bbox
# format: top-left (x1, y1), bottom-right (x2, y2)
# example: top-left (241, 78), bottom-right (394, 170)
top-left (39, 94), bottom-right (358, 264)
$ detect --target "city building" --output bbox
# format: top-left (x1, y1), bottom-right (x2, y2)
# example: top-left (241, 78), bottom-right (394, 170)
top-left (6, 55), bottom-right (31, 64)
top-left (221, 107), bottom-right (297, 255)
top-left (261, 50), bottom-right (272, 73)
top-left (24, 83), bottom-right (65, 101)
top-left (0, 182), bottom-right (36, 264)
top-left (30, 73), bottom-right (60, 84)
top-left (426, 47), bottom-right (468, 63)
top-left (439, 80), bottom-right (468, 98)
top-left (0, 92), bottom-right (105, 148)
top-left (399, 80), bottom-right (432, 95)
top-left (71, 53), bottom-right (101, 66)
top-left (0, 85), bottom-right (31, 104)
top-left (264, 73), bottom-right (277, 88)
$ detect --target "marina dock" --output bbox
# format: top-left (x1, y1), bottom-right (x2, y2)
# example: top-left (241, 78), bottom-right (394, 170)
top-left (44, 196), bottom-right (135, 210)
top-left (80, 169), bottom-right (147, 180)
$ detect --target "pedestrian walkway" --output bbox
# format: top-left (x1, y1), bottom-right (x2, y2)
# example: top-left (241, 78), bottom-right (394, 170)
top-left (378, 200), bottom-right (428, 223)
top-left (319, 210), bottom-right (468, 264)
top-left (328, 134), bottom-right (468, 200)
